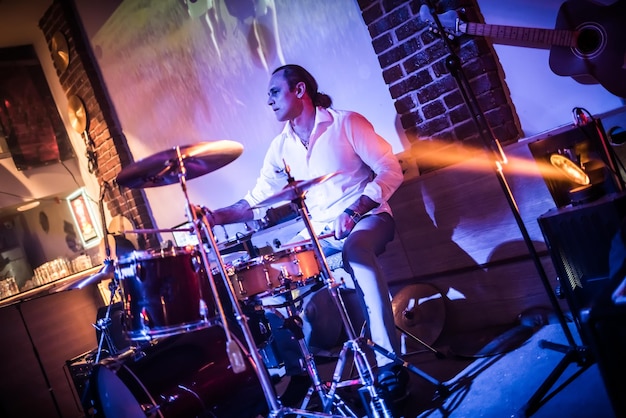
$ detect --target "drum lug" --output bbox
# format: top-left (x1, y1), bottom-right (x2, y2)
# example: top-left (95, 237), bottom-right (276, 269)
top-left (199, 298), bottom-right (209, 320)
top-left (264, 267), bottom-right (273, 288)
top-left (234, 274), bottom-right (247, 297)
top-left (140, 307), bottom-right (152, 333)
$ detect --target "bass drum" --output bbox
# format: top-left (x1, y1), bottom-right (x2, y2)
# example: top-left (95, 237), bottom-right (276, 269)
top-left (89, 326), bottom-right (267, 418)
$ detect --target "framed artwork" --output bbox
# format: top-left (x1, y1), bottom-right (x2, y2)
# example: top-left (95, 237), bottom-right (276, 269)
top-left (67, 188), bottom-right (101, 249)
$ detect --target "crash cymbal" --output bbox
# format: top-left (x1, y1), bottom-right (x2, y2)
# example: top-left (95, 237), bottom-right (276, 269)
top-left (67, 95), bottom-right (87, 133)
top-left (51, 31), bottom-right (70, 74)
top-left (54, 263), bottom-right (115, 291)
top-left (253, 171), bottom-right (339, 208)
top-left (392, 283), bottom-right (445, 347)
top-left (116, 140), bottom-right (244, 188)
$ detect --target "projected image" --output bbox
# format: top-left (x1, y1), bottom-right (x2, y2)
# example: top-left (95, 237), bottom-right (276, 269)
top-left (76, 0), bottom-right (405, 230)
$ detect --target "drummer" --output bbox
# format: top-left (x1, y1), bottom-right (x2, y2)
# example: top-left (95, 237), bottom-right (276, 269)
top-left (204, 64), bottom-right (406, 408)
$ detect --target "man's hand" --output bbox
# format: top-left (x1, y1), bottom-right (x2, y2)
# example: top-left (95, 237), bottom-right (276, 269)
top-left (334, 210), bottom-right (357, 239)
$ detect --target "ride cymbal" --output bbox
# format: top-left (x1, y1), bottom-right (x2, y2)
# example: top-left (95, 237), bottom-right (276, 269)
top-left (116, 141), bottom-right (243, 188)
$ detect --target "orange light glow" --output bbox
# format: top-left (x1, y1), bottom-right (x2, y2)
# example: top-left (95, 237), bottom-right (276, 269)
top-left (410, 139), bottom-right (588, 183)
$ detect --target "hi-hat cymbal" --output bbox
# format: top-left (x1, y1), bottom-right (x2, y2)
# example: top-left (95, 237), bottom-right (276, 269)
top-left (392, 283), bottom-right (445, 347)
top-left (116, 141), bottom-right (244, 188)
top-left (253, 171), bottom-right (339, 208)
top-left (55, 263), bottom-right (116, 292)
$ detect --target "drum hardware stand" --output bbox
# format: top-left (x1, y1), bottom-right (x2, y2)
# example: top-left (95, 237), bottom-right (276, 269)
top-left (173, 147), bottom-right (339, 418)
top-left (172, 146), bottom-right (249, 374)
top-left (395, 324), bottom-right (446, 359)
top-left (93, 276), bottom-right (122, 363)
top-left (273, 166), bottom-right (394, 418)
top-left (94, 180), bottom-right (122, 364)
top-left (270, 288), bottom-right (360, 417)
top-left (365, 339), bottom-right (449, 400)
top-left (422, 2), bottom-right (593, 416)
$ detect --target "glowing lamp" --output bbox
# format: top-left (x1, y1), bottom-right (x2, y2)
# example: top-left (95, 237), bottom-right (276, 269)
top-left (549, 154), bottom-right (590, 186)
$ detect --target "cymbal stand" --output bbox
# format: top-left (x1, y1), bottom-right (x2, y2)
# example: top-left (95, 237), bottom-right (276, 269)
top-left (281, 169), bottom-right (394, 418)
top-left (173, 147), bottom-right (337, 418)
top-left (94, 180), bottom-right (121, 364)
top-left (93, 275), bottom-right (122, 363)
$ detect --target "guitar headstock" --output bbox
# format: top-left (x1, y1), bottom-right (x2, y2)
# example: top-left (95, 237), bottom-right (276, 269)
top-left (418, 4), bottom-right (467, 38)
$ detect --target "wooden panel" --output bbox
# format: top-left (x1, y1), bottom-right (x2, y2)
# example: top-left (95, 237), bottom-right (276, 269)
top-left (382, 141), bottom-right (556, 284)
top-left (396, 257), bottom-right (558, 334)
top-left (0, 305), bottom-right (55, 418)
top-left (379, 139), bottom-right (572, 335)
top-left (0, 286), bottom-right (104, 418)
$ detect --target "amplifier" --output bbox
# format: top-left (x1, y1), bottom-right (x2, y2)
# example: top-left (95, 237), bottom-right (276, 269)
top-left (539, 192), bottom-right (626, 418)
top-left (64, 349), bottom-right (97, 412)
top-left (538, 192), bottom-right (626, 342)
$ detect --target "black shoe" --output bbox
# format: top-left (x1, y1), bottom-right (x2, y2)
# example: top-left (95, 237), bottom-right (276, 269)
top-left (376, 364), bottom-right (410, 405)
top-left (279, 374), bottom-right (312, 408)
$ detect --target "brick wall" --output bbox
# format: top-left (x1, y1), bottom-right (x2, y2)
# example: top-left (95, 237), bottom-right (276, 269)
top-left (39, 0), bottom-right (158, 249)
top-left (357, 0), bottom-right (523, 173)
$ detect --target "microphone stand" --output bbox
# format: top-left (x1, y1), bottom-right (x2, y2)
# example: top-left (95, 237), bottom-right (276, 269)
top-left (422, 2), bottom-right (590, 416)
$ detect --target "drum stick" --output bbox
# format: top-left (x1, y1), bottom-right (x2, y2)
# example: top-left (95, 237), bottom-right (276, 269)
top-left (280, 232), bottom-right (335, 248)
top-left (121, 227), bottom-right (193, 234)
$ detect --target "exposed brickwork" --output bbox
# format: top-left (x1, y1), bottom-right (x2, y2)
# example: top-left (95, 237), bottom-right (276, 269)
top-left (38, 0), bottom-right (158, 249)
top-left (357, 0), bottom-right (523, 174)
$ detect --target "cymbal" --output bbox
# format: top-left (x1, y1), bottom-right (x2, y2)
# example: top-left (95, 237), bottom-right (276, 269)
top-left (68, 95), bottom-right (87, 133)
top-left (116, 141), bottom-right (244, 188)
top-left (51, 31), bottom-right (70, 74)
top-left (392, 283), bottom-right (445, 347)
top-left (55, 263), bottom-right (116, 291)
top-left (253, 171), bottom-right (339, 208)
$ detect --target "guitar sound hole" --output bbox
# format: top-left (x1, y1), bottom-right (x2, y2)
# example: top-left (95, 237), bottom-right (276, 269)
top-left (576, 26), bottom-right (603, 56)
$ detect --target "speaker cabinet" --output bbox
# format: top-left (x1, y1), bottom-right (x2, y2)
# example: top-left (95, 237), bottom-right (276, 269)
top-left (539, 192), bottom-right (626, 418)
top-left (538, 192), bottom-right (626, 337)
top-left (582, 293), bottom-right (626, 418)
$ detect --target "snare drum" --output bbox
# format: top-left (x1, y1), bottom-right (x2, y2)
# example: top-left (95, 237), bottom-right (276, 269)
top-left (116, 247), bottom-right (215, 340)
top-left (269, 245), bottom-right (320, 285)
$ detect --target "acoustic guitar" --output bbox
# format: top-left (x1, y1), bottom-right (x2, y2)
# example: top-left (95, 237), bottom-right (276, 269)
top-left (419, 1), bottom-right (626, 98)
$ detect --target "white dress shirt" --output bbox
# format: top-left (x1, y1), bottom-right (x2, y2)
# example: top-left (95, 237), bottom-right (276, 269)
top-left (244, 107), bottom-right (403, 235)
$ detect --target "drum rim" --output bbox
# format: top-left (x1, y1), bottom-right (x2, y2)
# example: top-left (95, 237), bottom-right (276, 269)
top-left (271, 244), bottom-right (314, 256)
top-left (118, 247), bottom-right (195, 262)
top-left (126, 317), bottom-right (220, 341)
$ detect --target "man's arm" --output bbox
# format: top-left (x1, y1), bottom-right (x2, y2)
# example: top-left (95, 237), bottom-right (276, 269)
top-left (208, 199), bottom-right (254, 226)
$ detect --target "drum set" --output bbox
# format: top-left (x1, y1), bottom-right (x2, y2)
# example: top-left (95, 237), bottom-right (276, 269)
top-left (80, 141), bottom-right (399, 417)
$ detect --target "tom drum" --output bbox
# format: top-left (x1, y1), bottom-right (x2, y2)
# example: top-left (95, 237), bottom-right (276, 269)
top-left (229, 245), bottom-right (321, 300)
top-left (116, 247), bottom-right (216, 340)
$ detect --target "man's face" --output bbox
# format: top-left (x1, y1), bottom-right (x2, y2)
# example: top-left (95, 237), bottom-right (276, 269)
top-left (267, 70), bottom-right (301, 122)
